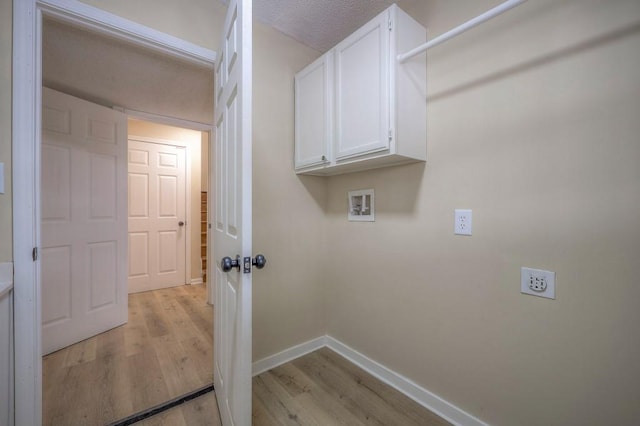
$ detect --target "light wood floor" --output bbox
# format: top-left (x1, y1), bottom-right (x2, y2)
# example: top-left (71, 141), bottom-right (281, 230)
top-left (137, 347), bottom-right (451, 426)
top-left (252, 348), bottom-right (451, 426)
top-left (43, 284), bottom-right (214, 426)
top-left (45, 284), bottom-right (449, 425)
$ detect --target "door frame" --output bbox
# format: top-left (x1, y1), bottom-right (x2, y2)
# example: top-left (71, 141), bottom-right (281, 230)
top-left (12, 1), bottom-right (217, 424)
top-left (127, 135), bottom-right (193, 290)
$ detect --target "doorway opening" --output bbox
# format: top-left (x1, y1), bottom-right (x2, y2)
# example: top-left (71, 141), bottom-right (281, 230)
top-left (39, 16), bottom-right (216, 426)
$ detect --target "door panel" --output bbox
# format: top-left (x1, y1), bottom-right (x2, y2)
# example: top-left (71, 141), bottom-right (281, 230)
top-left (127, 140), bottom-right (187, 293)
top-left (41, 87), bottom-right (128, 355)
top-left (214, 0), bottom-right (253, 424)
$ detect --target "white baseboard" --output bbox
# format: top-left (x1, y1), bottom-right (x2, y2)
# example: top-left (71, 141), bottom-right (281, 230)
top-left (326, 337), bottom-right (488, 426)
top-left (189, 278), bottom-right (204, 285)
top-left (251, 334), bottom-right (488, 426)
top-left (252, 336), bottom-right (327, 376)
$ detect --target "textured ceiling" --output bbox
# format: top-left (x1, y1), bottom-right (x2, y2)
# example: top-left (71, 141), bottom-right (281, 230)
top-left (252, 0), bottom-right (396, 52)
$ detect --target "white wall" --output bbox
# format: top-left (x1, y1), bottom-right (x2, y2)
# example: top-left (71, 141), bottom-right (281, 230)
top-left (42, 19), bottom-right (214, 126)
top-left (324, 0), bottom-right (640, 424)
top-left (78, 0), bottom-right (225, 50)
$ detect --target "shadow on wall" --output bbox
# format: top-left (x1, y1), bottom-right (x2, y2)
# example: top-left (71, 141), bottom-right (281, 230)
top-left (328, 162), bottom-right (427, 217)
top-left (428, 20), bottom-right (640, 103)
top-left (298, 175), bottom-right (330, 214)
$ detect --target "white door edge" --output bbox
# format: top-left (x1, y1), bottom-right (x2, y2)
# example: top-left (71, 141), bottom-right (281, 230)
top-left (12, 2), bottom-right (217, 424)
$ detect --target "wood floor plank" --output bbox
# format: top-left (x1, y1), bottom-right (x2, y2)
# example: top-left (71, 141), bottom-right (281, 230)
top-left (253, 389), bottom-right (286, 426)
top-left (62, 335), bottom-right (97, 368)
top-left (154, 287), bottom-right (205, 342)
top-left (127, 347), bottom-right (172, 413)
top-left (139, 291), bottom-right (171, 338)
top-left (253, 373), bottom-right (320, 426)
top-left (94, 337), bottom-right (134, 423)
top-left (319, 348), bottom-right (451, 426)
top-left (180, 390), bottom-right (222, 426)
top-left (124, 294), bottom-right (152, 357)
top-left (180, 335), bottom-right (215, 383)
top-left (175, 290), bottom-right (213, 341)
top-left (291, 351), bottom-right (388, 426)
top-left (269, 362), bottom-right (365, 426)
top-left (152, 333), bottom-right (208, 396)
top-left (292, 348), bottom-right (451, 426)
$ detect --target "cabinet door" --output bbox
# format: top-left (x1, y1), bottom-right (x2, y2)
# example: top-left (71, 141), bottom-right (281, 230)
top-left (295, 53), bottom-right (332, 169)
top-left (335, 9), bottom-right (390, 160)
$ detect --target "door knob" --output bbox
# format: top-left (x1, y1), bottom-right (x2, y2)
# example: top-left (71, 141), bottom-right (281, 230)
top-left (252, 254), bottom-right (266, 269)
top-left (242, 254), bottom-right (267, 273)
top-left (178, 221), bottom-right (185, 227)
top-left (221, 255), bottom-right (240, 272)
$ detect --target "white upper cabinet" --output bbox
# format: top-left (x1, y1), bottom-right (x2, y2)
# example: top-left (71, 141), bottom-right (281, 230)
top-left (295, 53), bottom-right (333, 168)
top-left (334, 11), bottom-right (389, 160)
top-left (294, 5), bottom-right (426, 176)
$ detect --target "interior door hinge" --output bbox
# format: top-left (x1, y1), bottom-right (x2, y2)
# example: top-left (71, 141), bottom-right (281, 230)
top-left (388, 19), bottom-right (393, 31)
top-left (388, 129), bottom-right (393, 142)
top-left (32, 247), bottom-right (38, 261)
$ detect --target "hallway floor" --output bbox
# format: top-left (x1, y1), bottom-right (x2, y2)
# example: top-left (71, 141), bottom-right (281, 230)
top-left (43, 284), bottom-right (213, 425)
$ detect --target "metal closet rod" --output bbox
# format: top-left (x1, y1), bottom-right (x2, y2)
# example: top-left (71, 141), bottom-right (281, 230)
top-left (397, 0), bottom-right (527, 63)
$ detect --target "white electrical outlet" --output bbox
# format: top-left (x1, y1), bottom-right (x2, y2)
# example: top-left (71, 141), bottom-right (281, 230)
top-left (521, 267), bottom-right (556, 299)
top-left (454, 209), bottom-right (472, 235)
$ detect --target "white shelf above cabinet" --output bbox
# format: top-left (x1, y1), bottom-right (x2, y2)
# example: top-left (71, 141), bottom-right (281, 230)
top-left (294, 4), bottom-right (426, 176)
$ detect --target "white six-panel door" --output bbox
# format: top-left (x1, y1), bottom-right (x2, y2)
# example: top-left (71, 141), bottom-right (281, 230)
top-left (127, 139), bottom-right (187, 293)
top-left (41, 88), bottom-right (128, 355)
top-left (214, 0), bottom-right (253, 424)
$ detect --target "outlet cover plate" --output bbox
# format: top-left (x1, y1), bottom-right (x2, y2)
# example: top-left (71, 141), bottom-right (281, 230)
top-left (521, 267), bottom-right (556, 299)
top-left (454, 209), bottom-right (472, 235)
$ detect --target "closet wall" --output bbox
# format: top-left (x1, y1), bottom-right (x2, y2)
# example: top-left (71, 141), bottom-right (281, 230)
top-left (251, 21), bottom-right (328, 360)
top-left (325, 0), bottom-right (640, 424)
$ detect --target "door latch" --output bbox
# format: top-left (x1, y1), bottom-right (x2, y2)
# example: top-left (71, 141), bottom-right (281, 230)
top-left (243, 254), bottom-right (267, 273)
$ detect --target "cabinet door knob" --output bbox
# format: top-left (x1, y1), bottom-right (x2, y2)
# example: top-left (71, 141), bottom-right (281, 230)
top-left (321, 155), bottom-right (327, 161)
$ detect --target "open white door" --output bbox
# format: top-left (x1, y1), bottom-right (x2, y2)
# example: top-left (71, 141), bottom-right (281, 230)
top-left (41, 88), bottom-right (128, 355)
top-left (213, 0), bottom-right (253, 425)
